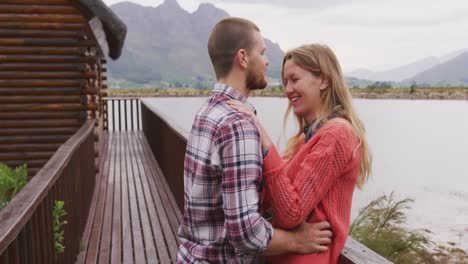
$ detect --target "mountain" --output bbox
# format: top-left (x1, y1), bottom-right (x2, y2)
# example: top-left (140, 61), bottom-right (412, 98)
top-left (405, 51), bottom-right (468, 86)
top-left (345, 77), bottom-right (375, 88)
top-left (439, 49), bottom-right (468, 62)
top-left (107, 0), bottom-right (284, 87)
top-left (347, 49), bottom-right (468, 83)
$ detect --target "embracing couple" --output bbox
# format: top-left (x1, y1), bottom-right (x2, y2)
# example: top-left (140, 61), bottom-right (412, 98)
top-left (177, 17), bottom-right (372, 264)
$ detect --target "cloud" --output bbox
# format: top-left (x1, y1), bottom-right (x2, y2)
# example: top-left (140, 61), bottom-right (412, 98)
top-left (319, 11), bottom-right (468, 29)
top-left (210, 0), bottom-right (350, 9)
top-left (313, 0), bottom-right (468, 28)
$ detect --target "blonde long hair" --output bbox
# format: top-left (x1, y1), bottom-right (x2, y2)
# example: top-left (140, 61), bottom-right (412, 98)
top-left (281, 44), bottom-right (372, 189)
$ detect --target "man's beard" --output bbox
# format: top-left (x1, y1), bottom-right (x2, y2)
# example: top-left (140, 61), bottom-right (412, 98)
top-left (246, 66), bottom-right (267, 91)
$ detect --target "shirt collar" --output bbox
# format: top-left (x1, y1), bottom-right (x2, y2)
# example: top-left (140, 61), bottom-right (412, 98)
top-left (304, 118), bottom-right (319, 143)
top-left (213, 83), bottom-right (248, 103)
top-left (213, 82), bottom-right (257, 115)
top-left (304, 114), bottom-right (339, 142)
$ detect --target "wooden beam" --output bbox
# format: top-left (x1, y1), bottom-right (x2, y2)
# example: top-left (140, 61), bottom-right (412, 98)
top-left (0, 38), bottom-right (96, 47)
top-left (0, 152), bottom-right (55, 161)
top-left (0, 22), bottom-right (85, 30)
top-left (26, 168), bottom-right (40, 177)
top-left (0, 47), bottom-right (86, 55)
top-left (0, 0), bottom-right (70, 4)
top-left (0, 55), bottom-right (97, 63)
top-left (0, 103), bottom-right (95, 112)
top-left (339, 237), bottom-right (393, 264)
top-left (0, 71), bottom-right (96, 79)
top-left (0, 14), bottom-right (86, 23)
top-left (0, 119), bottom-right (83, 129)
top-left (0, 5), bottom-right (80, 14)
top-left (0, 87), bottom-right (97, 96)
top-left (0, 29), bottom-right (85, 38)
top-left (0, 95), bottom-right (82, 104)
top-left (0, 135), bottom-right (69, 144)
top-left (0, 96), bottom-right (82, 104)
top-left (88, 17), bottom-right (107, 59)
top-left (0, 111), bottom-right (84, 120)
top-left (0, 127), bottom-right (78, 137)
top-left (0, 144), bottom-right (62, 153)
top-left (0, 63), bottom-right (87, 71)
top-left (2, 159), bottom-right (51, 169)
top-left (0, 79), bottom-right (86, 87)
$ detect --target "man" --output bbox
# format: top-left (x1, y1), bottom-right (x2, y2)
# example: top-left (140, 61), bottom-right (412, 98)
top-left (177, 17), bottom-right (332, 263)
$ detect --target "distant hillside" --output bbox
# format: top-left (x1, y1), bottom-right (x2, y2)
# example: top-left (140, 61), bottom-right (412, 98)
top-left (347, 49), bottom-right (468, 84)
top-left (405, 52), bottom-right (468, 86)
top-left (345, 77), bottom-right (376, 88)
top-left (107, 0), bottom-right (284, 88)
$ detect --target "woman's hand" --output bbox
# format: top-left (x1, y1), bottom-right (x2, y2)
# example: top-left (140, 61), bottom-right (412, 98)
top-left (226, 99), bottom-right (257, 120)
top-left (226, 100), bottom-right (272, 153)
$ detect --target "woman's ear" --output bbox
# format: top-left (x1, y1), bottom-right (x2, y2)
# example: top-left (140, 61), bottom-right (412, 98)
top-left (320, 75), bottom-right (329, 91)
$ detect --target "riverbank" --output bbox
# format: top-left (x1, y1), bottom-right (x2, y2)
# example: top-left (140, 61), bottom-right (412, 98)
top-left (107, 87), bottom-right (468, 100)
top-left (350, 87), bottom-right (468, 100)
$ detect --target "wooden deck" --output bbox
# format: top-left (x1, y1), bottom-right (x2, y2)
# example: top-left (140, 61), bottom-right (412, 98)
top-left (76, 131), bottom-right (182, 264)
top-left (0, 98), bottom-right (391, 264)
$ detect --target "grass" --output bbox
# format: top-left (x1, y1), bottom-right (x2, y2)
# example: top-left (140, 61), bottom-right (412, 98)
top-left (106, 86), bottom-right (468, 99)
top-left (53, 200), bottom-right (67, 255)
top-left (350, 192), bottom-right (467, 264)
top-left (0, 163), bottom-right (28, 210)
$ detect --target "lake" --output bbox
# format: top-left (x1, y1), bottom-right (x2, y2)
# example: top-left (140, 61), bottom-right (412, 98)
top-left (142, 97), bottom-right (468, 249)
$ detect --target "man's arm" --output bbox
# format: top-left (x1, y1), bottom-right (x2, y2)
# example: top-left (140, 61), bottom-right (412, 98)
top-left (219, 118), bottom-right (273, 253)
top-left (218, 118), bottom-right (332, 256)
top-left (264, 221), bottom-right (333, 256)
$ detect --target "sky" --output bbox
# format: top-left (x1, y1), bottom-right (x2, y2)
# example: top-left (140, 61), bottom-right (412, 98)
top-left (102, 0), bottom-right (468, 73)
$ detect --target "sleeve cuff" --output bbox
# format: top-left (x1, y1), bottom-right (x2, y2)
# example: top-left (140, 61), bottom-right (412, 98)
top-left (258, 220), bottom-right (274, 254)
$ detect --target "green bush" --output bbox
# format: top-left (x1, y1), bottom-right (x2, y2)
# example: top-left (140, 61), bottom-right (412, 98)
top-left (350, 192), bottom-right (467, 264)
top-left (0, 164), bottom-right (28, 210)
top-left (53, 200), bottom-right (67, 255)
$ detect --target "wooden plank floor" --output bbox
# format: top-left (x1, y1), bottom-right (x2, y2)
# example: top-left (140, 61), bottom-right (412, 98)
top-left (76, 132), bottom-right (182, 264)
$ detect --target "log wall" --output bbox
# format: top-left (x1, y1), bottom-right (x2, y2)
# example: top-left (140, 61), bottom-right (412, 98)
top-left (0, 0), bottom-right (106, 177)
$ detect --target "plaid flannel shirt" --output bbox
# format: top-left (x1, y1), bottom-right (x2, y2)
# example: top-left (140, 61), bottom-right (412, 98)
top-left (177, 83), bottom-right (273, 263)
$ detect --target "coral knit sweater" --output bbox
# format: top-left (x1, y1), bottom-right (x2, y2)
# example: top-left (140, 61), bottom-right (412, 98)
top-left (263, 119), bottom-right (361, 264)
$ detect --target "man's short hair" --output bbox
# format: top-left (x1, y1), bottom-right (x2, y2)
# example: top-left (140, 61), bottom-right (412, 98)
top-left (208, 17), bottom-right (260, 79)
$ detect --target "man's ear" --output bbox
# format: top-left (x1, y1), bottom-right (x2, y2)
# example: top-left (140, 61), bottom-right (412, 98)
top-left (235, 49), bottom-right (248, 70)
top-left (320, 74), bottom-right (329, 91)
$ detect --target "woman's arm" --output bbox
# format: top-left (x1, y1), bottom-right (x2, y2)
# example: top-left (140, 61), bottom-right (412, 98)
top-left (263, 124), bottom-right (355, 229)
top-left (226, 101), bottom-right (355, 228)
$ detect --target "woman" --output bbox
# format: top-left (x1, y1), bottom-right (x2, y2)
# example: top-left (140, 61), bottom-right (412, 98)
top-left (228, 44), bottom-right (372, 263)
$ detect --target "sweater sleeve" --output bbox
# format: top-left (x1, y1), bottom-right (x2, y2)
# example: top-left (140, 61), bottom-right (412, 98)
top-left (263, 124), bottom-right (355, 229)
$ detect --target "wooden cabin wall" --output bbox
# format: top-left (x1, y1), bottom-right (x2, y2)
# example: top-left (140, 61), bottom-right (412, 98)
top-left (0, 0), bottom-right (106, 178)
top-left (85, 17), bottom-right (108, 170)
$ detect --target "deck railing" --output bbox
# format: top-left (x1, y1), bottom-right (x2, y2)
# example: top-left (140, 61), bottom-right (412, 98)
top-left (102, 97), bottom-right (142, 132)
top-left (140, 99), bottom-right (393, 264)
top-left (0, 120), bottom-right (97, 264)
top-left (141, 99), bottom-right (188, 211)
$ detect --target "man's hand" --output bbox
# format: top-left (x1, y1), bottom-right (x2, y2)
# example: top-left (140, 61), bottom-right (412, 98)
top-left (263, 221), bottom-right (332, 256)
top-left (292, 221), bottom-right (333, 254)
